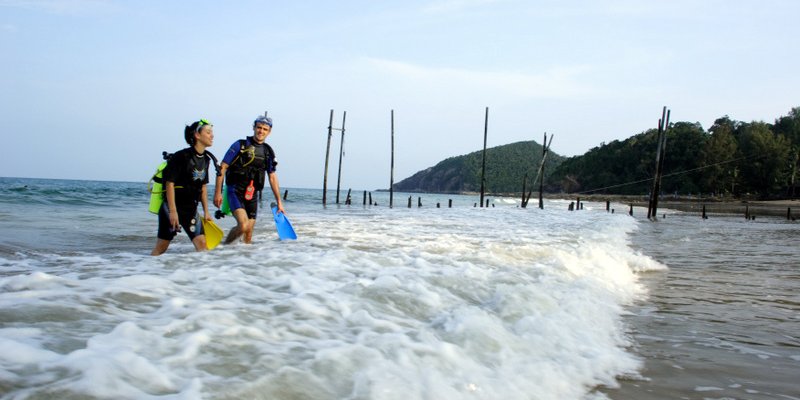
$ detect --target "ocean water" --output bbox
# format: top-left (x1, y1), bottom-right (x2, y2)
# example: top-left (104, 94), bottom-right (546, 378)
top-left (0, 177), bottom-right (796, 400)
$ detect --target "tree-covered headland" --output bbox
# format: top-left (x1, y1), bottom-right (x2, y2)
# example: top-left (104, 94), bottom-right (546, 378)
top-left (394, 107), bottom-right (800, 200)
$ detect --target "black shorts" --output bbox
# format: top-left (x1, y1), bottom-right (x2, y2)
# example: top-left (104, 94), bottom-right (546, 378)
top-left (157, 202), bottom-right (204, 241)
top-left (227, 184), bottom-right (258, 219)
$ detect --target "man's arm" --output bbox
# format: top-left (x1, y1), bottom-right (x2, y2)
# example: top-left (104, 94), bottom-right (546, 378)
top-left (268, 172), bottom-right (285, 214)
top-left (213, 162), bottom-right (228, 208)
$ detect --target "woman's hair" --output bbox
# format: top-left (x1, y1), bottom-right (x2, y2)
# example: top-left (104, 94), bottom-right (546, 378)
top-left (184, 119), bottom-right (211, 145)
top-left (184, 122), bottom-right (200, 145)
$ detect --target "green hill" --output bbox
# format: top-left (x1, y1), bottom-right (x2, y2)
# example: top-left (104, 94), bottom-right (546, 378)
top-left (393, 140), bottom-right (565, 193)
top-left (393, 107), bottom-right (800, 199)
top-left (546, 109), bottom-right (799, 199)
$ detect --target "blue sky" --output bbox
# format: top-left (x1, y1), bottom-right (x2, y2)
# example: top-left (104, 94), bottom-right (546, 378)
top-left (2, 0), bottom-right (798, 190)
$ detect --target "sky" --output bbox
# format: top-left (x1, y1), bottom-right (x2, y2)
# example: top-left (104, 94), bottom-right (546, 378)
top-left (2, 0), bottom-right (799, 190)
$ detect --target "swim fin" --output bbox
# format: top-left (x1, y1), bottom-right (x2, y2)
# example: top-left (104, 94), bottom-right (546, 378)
top-left (202, 219), bottom-right (224, 250)
top-left (271, 202), bottom-right (297, 240)
top-left (220, 185), bottom-right (232, 216)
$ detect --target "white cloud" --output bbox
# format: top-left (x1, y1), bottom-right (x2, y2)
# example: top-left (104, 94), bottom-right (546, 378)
top-left (363, 57), bottom-right (596, 100)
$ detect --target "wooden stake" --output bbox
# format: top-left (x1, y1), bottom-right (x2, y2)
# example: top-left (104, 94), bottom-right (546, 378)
top-left (390, 110), bottom-right (395, 208)
top-left (322, 109), bottom-right (334, 205)
top-left (539, 133), bottom-right (553, 210)
top-left (480, 107), bottom-right (488, 208)
top-left (335, 111), bottom-right (347, 204)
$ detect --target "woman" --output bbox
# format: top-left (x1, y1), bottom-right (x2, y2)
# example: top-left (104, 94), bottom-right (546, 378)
top-left (151, 119), bottom-right (217, 255)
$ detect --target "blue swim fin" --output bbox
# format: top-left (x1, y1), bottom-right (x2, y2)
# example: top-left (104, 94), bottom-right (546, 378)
top-left (271, 202), bottom-right (297, 240)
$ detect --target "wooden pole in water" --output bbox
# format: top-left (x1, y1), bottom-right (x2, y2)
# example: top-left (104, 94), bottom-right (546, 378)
top-left (408, 196), bottom-right (412, 208)
top-left (335, 111), bottom-right (347, 204)
top-left (283, 190), bottom-right (288, 200)
top-left (649, 107), bottom-right (670, 219)
top-left (629, 204), bottom-right (633, 216)
top-left (323, 109), bottom-right (334, 205)
top-left (539, 133), bottom-right (553, 210)
top-left (449, 199), bottom-right (452, 208)
top-left (363, 190), bottom-right (367, 206)
top-left (702, 204), bottom-right (708, 219)
top-left (521, 173), bottom-right (528, 208)
top-left (480, 107), bottom-right (488, 208)
top-left (389, 110), bottom-right (395, 208)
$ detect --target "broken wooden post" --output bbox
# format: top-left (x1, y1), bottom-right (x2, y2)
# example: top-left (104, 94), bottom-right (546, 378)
top-left (629, 204), bottom-right (633, 216)
top-left (480, 106), bottom-right (488, 208)
top-left (521, 173), bottom-right (528, 208)
top-left (335, 111), bottom-right (347, 204)
top-left (702, 204), bottom-right (708, 219)
top-left (389, 109), bottom-right (395, 208)
top-left (408, 196), bottom-right (412, 208)
top-left (283, 190), bottom-right (288, 200)
top-left (449, 199), bottom-right (452, 208)
top-left (322, 109), bottom-right (334, 205)
top-left (418, 197), bottom-right (422, 207)
top-left (648, 107), bottom-right (670, 219)
top-left (539, 133), bottom-right (553, 210)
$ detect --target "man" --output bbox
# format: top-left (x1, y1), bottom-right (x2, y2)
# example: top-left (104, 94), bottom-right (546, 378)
top-left (214, 115), bottom-right (285, 244)
top-left (151, 119), bottom-right (215, 255)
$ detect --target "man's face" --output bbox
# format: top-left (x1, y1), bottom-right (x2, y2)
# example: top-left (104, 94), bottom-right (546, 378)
top-left (253, 122), bottom-right (271, 143)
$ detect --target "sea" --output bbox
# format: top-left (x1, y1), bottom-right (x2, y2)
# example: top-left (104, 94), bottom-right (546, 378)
top-left (0, 176), bottom-right (797, 400)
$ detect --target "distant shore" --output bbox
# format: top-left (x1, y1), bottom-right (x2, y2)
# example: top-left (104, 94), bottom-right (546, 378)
top-left (553, 194), bottom-right (800, 218)
top-left (474, 191), bottom-right (799, 218)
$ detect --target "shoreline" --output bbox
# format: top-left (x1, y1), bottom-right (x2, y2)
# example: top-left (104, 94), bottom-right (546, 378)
top-left (568, 194), bottom-right (800, 218)
top-left (473, 191), bottom-right (800, 218)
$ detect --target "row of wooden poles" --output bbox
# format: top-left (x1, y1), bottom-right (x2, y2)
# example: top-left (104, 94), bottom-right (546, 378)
top-left (315, 106), bottom-right (795, 221)
top-left (569, 196), bottom-right (796, 221)
top-left (320, 107), bottom-right (555, 209)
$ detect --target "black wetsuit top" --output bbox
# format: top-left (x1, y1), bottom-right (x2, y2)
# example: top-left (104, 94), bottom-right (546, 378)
top-left (162, 147), bottom-right (210, 207)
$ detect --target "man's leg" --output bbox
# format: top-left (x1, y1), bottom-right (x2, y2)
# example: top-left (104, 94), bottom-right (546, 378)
top-left (225, 208), bottom-right (250, 244)
top-left (243, 219), bottom-right (256, 244)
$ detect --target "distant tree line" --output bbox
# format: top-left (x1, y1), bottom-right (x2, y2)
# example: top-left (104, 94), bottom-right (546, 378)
top-left (393, 107), bottom-right (799, 199)
top-left (393, 141), bottom-right (564, 193)
top-left (548, 107), bottom-right (800, 199)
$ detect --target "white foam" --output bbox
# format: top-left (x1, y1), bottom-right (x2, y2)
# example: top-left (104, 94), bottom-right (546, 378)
top-left (0, 205), bottom-right (653, 399)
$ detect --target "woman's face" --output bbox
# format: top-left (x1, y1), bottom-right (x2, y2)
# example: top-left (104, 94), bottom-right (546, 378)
top-left (196, 125), bottom-right (214, 147)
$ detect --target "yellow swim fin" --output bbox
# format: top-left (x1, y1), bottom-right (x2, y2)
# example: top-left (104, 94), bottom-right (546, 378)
top-left (203, 219), bottom-right (224, 250)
